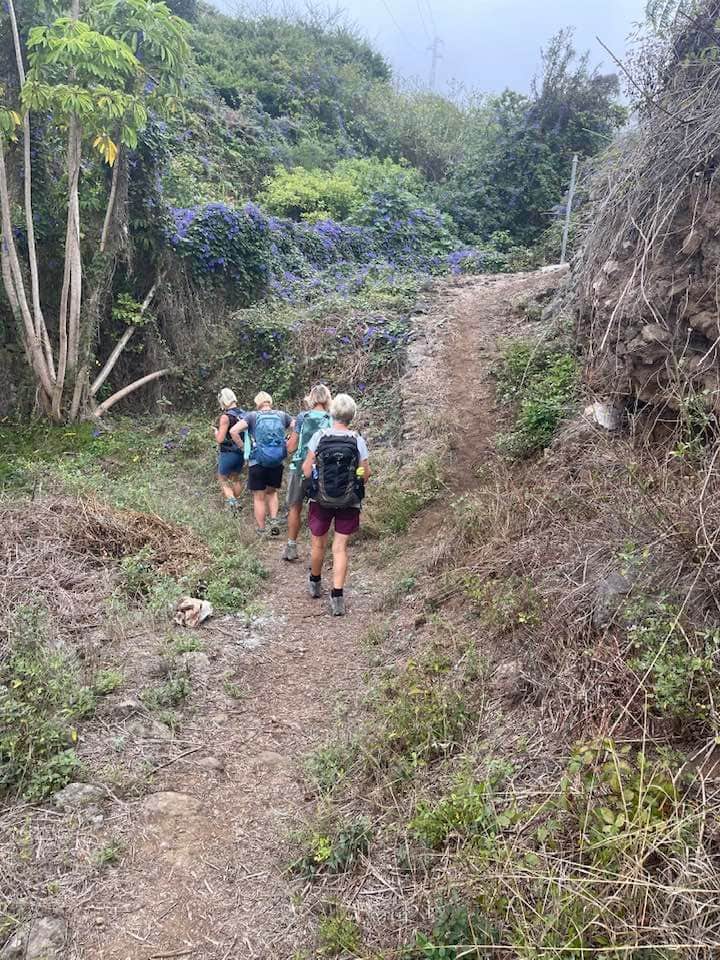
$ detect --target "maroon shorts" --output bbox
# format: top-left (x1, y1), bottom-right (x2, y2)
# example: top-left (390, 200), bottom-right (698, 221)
top-left (308, 501), bottom-right (360, 537)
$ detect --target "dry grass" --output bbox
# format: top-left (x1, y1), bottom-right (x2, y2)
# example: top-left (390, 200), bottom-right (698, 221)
top-left (0, 496), bottom-right (209, 640)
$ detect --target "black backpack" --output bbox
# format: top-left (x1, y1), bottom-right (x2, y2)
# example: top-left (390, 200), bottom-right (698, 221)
top-left (219, 407), bottom-right (245, 452)
top-left (311, 433), bottom-right (364, 510)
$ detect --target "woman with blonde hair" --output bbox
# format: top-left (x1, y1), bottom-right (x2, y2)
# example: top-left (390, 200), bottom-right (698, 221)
top-left (230, 391), bottom-right (293, 535)
top-left (282, 384), bottom-right (332, 561)
top-left (213, 388), bottom-right (245, 510)
top-left (302, 393), bottom-right (370, 615)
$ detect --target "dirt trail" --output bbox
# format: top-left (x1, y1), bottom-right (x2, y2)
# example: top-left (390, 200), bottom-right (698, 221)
top-left (61, 270), bottom-right (563, 960)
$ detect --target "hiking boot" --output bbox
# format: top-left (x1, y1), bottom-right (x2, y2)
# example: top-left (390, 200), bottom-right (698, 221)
top-left (268, 518), bottom-right (281, 537)
top-left (308, 576), bottom-right (322, 599)
top-left (330, 594), bottom-right (346, 617)
top-left (282, 541), bottom-right (299, 562)
top-left (255, 526), bottom-right (267, 537)
top-left (225, 497), bottom-right (239, 511)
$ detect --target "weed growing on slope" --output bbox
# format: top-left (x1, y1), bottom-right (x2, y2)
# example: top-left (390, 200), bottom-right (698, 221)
top-left (411, 899), bottom-right (498, 959)
top-left (0, 606), bottom-right (95, 801)
top-left (292, 816), bottom-right (372, 879)
top-left (495, 339), bottom-right (578, 458)
top-left (304, 740), bottom-right (358, 796)
top-left (365, 453), bottom-right (444, 537)
top-left (316, 911), bottom-right (362, 957)
top-left (366, 653), bottom-right (470, 777)
top-left (625, 599), bottom-right (720, 733)
top-left (409, 765), bottom-right (517, 850)
top-left (142, 672), bottom-right (191, 710)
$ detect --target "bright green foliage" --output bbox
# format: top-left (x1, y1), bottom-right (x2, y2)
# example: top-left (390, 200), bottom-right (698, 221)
top-left (260, 156), bottom-right (428, 223)
top-left (625, 599), bottom-right (720, 731)
top-left (410, 770), bottom-right (516, 849)
top-left (367, 656), bottom-right (468, 772)
top-left (366, 454), bottom-right (444, 536)
top-left (0, 605), bottom-right (95, 801)
top-left (292, 816), bottom-right (372, 879)
top-left (93, 669), bottom-right (124, 695)
top-left (22, 0), bottom-right (189, 164)
top-left (564, 740), bottom-right (686, 871)
top-left (317, 912), bottom-right (362, 957)
top-left (495, 340), bottom-right (579, 458)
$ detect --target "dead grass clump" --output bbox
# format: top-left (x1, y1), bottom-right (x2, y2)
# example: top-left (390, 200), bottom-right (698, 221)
top-left (426, 428), bottom-right (720, 739)
top-left (0, 496), bottom-right (209, 635)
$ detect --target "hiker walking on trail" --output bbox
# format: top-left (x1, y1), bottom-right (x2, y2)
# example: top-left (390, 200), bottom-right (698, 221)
top-left (214, 388), bottom-right (246, 511)
top-left (230, 392), bottom-right (293, 537)
top-left (282, 384), bottom-right (332, 562)
top-left (302, 393), bottom-right (370, 616)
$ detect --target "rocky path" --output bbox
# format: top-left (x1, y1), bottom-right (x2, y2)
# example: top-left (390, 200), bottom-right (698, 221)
top-left (1, 269), bottom-right (565, 960)
top-left (75, 545), bottom-right (382, 959)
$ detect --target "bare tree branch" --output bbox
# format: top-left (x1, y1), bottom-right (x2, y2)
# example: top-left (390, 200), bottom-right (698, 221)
top-left (90, 278), bottom-right (160, 397)
top-left (93, 368), bottom-right (170, 417)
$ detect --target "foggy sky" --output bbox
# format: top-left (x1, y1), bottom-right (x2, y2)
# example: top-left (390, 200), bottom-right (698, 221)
top-left (217, 0), bottom-right (650, 94)
top-left (347, 0), bottom-right (649, 93)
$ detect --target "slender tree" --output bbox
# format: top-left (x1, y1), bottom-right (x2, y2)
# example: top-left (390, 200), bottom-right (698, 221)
top-left (0, 0), bottom-right (188, 421)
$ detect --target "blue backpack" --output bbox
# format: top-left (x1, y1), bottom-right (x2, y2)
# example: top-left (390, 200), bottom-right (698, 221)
top-left (253, 411), bottom-right (287, 467)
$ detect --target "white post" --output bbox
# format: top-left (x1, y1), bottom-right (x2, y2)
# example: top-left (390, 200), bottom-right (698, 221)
top-left (560, 153), bottom-right (579, 265)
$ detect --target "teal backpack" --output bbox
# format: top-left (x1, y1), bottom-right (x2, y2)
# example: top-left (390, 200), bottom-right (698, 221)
top-left (292, 409), bottom-right (332, 470)
top-left (253, 411), bottom-right (287, 467)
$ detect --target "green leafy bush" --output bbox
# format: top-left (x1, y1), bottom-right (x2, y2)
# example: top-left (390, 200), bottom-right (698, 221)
top-left (367, 658), bottom-right (468, 771)
top-left (410, 769), bottom-right (516, 849)
top-left (317, 911), bottom-right (362, 957)
top-left (0, 606), bottom-right (95, 801)
top-left (304, 740), bottom-right (358, 795)
top-left (142, 672), bottom-right (191, 710)
top-left (412, 900), bottom-right (498, 959)
top-left (495, 340), bottom-right (578, 458)
top-left (292, 816), bottom-right (372, 878)
top-left (260, 165), bottom-right (362, 222)
top-left (625, 600), bottom-right (720, 731)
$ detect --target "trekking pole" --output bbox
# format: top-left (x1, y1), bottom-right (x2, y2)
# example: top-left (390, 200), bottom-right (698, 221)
top-left (560, 153), bottom-right (579, 266)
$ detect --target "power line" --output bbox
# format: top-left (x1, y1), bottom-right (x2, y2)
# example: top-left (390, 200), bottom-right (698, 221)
top-left (379, 0), bottom-right (420, 52)
top-left (427, 34), bottom-right (443, 89)
top-left (423, 0), bottom-right (438, 36)
top-left (415, 0), bottom-right (431, 41)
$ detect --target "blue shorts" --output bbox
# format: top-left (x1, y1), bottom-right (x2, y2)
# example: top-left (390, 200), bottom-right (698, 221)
top-left (217, 449), bottom-right (244, 478)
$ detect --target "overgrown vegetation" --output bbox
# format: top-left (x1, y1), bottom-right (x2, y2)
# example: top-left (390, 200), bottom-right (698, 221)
top-left (495, 339), bottom-right (579, 457)
top-left (0, 607), bottom-right (95, 801)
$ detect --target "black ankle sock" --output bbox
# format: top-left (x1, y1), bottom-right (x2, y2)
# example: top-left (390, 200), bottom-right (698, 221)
top-left (331, 588), bottom-right (343, 598)
top-left (310, 574), bottom-right (321, 583)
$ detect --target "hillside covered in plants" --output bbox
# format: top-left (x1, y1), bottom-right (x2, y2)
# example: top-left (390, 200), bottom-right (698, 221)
top-left (0, 0), bottom-right (624, 420)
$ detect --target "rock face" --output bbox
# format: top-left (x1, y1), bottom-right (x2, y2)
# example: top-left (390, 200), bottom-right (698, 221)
top-left (0, 917), bottom-right (67, 960)
top-left (575, 10), bottom-right (720, 415)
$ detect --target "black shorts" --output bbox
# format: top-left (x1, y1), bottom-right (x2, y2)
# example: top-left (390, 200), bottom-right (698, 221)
top-left (247, 463), bottom-right (283, 491)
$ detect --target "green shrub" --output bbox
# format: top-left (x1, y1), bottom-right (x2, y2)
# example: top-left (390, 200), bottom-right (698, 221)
top-left (304, 740), bottom-right (358, 795)
top-left (409, 768), bottom-right (516, 849)
top-left (260, 165), bottom-right (362, 222)
top-left (142, 672), bottom-right (191, 710)
top-left (625, 600), bottom-right (720, 731)
top-left (366, 454), bottom-right (444, 536)
top-left (367, 658), bottom-right (468, 771)
top-left (0, 606), bottom-right (95, 801)
top-left (412, 900), bottom-right (498, 959)
top-left (93, 669), bottom-right (124, 695)
top-left (462, 574), bottom-right (543, 631)
top-left (317, 911), bottom-right (362, 957)
top-left (495, 340), bottom-right (578, 458)
top-left (292, 816), bottom-right (372, 879)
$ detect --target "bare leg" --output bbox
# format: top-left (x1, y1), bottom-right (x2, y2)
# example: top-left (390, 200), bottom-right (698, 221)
top-left (331, 533), bottom-right (350, 589)
top-left (266, 488), bottom-right (280, 520)
top-left (311, 533), bottom-right (329, 577)
top-left (287, 502), bottom-right (302, 541)
top-left (218, 475), bottom-right (234, 500)
top-left (253, 490), bottom-right (267, 529)
top-left (231, 476), bottom-right (244, 499)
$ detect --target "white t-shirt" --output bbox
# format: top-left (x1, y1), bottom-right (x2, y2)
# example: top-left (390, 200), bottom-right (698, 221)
top-left (307, 428), bottom-right (369, 461)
